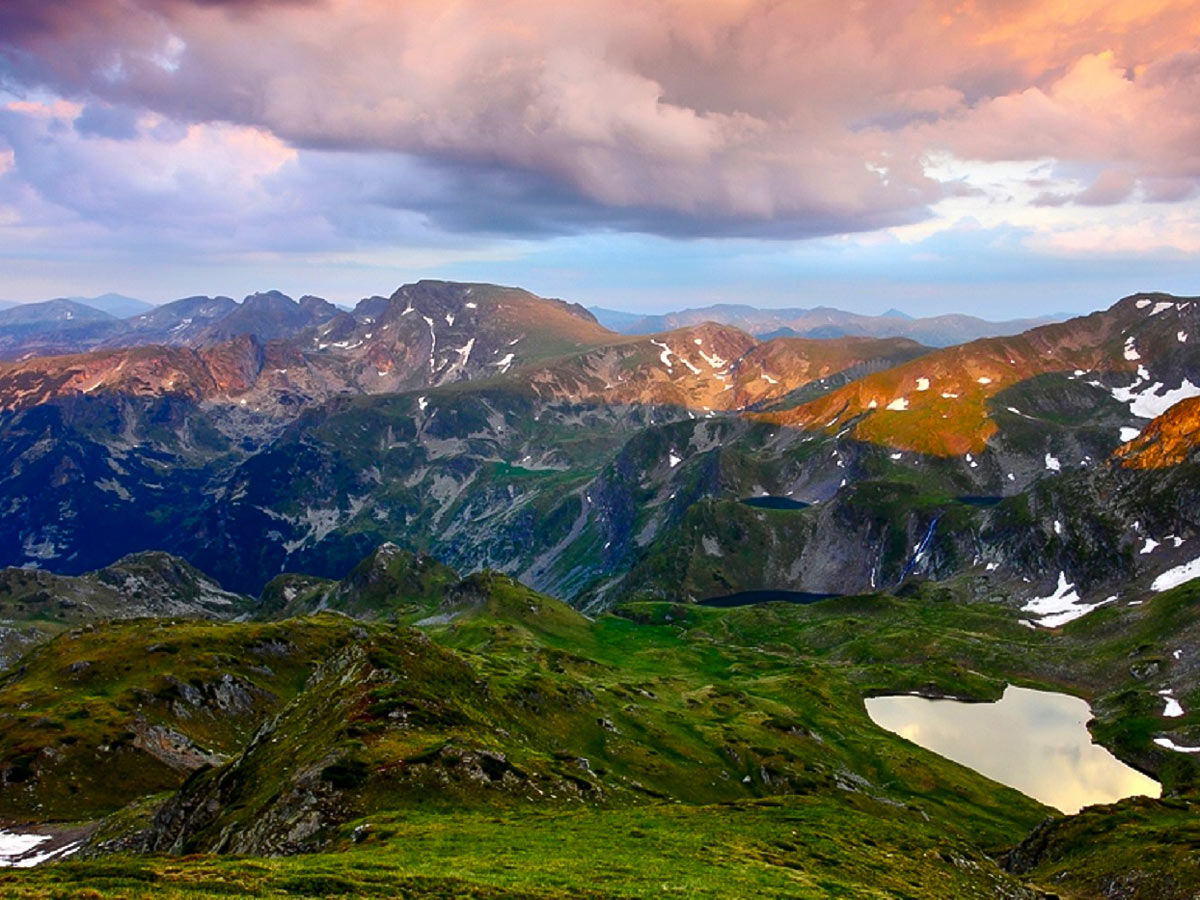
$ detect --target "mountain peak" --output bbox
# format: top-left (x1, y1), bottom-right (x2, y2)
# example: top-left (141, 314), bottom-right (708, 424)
top-left (242, 290), bottom-right (296, 308)
top-left (68, 293), bottom-right (154, 318)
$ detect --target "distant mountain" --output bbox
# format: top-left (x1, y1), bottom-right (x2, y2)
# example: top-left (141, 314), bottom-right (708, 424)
top-left (589, 303), bottom-right (1065, 347)
top-left (68, 293), bottom-right (154, 318)
top-left (195, 291), bottom-right (341, 344)
top-left (110, 295), bottom-right (239, 346)
top-left (587, 306), bottom-right (647, 331)
top-left (0, 291), bottom-right (351, 359)
top-left (0, 298), bottom-right (126, 359)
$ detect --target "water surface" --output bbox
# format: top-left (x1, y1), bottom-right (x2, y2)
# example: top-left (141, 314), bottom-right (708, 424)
top-left (865, 685), bottom-right (1160, 813)
top-left (739, 496), bottom-right (810, 510)
top-left (955, 495), bottom-right (1004, 508)
top-left (698, 590), bottom-right (838, 608)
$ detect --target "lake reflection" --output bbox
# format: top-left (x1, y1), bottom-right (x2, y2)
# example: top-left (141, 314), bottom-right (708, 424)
top-left (865, 685), bottom-right (1160, 814)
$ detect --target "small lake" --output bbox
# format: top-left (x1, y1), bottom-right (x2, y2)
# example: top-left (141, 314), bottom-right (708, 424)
top-left (955, 495), bottom-right (1004, 508)
top-left (739, 496), bottom-right (810, 510)
top-left (698, 590), bottom-right (838, 608)
top-left (865, 685), bottom-right (1160, 814)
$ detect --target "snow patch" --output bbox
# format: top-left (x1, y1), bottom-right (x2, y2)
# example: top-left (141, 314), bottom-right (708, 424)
top-left (650, 339), bottom-right (674, 370)
top-left (915, 377), bottom-right (930, 391)
top-left (1179, 331), bottom-right (1189, 343)
top-left (1124, 337), bottom-right (1141, 361)
top-left (941, 392), bottom-right (958, 399)
top-left (1149, 301), bottom-right (1175, 316)
top-left (493, 352), bottom-right (515, 373)
top-left (1151, 556), bottom-right (1200, 592)
top-left (1154, 737), bottom-right (1200, 753)
top-left (1044, 453), bottom-right (1061, 472)
top-left (1112, 378), bottom-right (1200, 419)
top-left (421, 315), bottom-right (437, 372)
top-left (1022, 572), bottom-right (1101, 627)
top-left (668, 452), bottom-right (682, 468)
top-left (0, 831), bottom-right (81, 868)
top-left (1119, 426), bottom-right (1142, 442)
top-left (1140, 537), bottom-right (1160, 555)
top-left (886, 397), bottom-right (909, 411)
top-left (977, 376), bottom-right (992, 385)
top-left (1160, 692), bottom-right (1184, 718)
top-left (417, 396), bottom-right (428, 411)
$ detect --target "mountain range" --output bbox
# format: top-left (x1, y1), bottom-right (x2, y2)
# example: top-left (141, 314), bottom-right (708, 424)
top-left (0, 290), bottom-right (1069, 362)
top-left (1, 281), bottom-right (1194, 605)
top-left (0, 279), bottom-right (1198, 896)
top-left (590, 302), bottom-right (1067, 346)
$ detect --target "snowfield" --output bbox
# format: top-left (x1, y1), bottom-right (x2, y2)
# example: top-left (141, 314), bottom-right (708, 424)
top-left (1021, 572), bottom-right (1108, 627)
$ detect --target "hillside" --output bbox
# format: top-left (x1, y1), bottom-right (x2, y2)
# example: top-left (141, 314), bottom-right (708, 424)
top-left (0, 545), bottom-right (1197, 895)
top-left (763, 293), bottom-right (1200, 456)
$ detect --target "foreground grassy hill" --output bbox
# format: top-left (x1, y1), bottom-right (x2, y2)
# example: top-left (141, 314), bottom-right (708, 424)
top-left (0, 551), bottom-right (1198, 897)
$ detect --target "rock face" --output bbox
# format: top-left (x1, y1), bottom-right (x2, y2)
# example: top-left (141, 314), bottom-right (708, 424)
top-left (1117, 395), bottom-right (1200, 469)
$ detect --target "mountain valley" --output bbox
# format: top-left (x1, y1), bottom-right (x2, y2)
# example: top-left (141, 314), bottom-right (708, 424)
top-left (0, 282), bottom-right (1199, 897)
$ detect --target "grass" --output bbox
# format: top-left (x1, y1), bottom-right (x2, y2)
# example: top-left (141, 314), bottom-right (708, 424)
top-left (1, 798), bottom-right (1037, 899)
top-left (1, 565), bottom-right (1199, 897)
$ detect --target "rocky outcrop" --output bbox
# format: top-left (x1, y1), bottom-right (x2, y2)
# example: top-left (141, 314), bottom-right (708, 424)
top-left (1117, 395), bottom-right (1200, 469)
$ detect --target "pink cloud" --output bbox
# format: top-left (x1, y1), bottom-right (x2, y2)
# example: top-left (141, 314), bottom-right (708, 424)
top-left (0, 0), bottom-right (1197, 237)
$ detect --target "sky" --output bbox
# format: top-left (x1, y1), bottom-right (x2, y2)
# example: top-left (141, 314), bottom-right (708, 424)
top-left (0, 0), bottom-right (1198, 317)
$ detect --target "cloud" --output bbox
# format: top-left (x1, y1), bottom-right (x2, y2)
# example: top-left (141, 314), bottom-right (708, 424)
top-left (1074, 169), bottom-right (1136, 206)
top-left (0, 0), bottom-right (1198, 244)
top-left (74, 103), bottom-right (141, 139)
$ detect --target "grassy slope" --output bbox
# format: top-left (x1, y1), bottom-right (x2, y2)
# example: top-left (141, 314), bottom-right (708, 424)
top-left (0, 618), bottom-right (353, 819)
top-left (2, 570), bottom-right (1199, 896)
